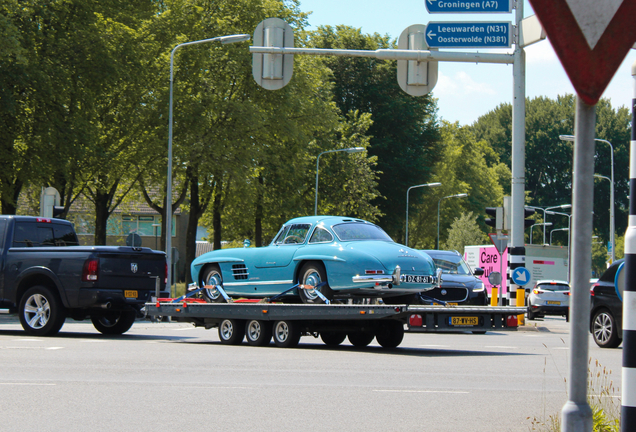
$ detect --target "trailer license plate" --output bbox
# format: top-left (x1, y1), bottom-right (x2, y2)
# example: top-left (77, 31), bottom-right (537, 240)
top-left (450, 316), bottom-right (478, 326)
top-left (124, 290), bottom-right (138, 299)
top-left (547, 301), bottom-right (561, 305)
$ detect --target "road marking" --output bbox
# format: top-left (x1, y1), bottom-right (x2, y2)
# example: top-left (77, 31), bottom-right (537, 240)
top-left (0, 383), bottom-right (56, 386)
top-left (0, 346), bottom-right (64, 350)
top-left (374, 389), bottom-right (469, 394)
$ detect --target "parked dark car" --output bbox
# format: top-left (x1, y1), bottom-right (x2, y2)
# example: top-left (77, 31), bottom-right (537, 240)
top-left (416, 250), bottom-right (487, 305)
top-left (590, 259), bottom-right (624, 348)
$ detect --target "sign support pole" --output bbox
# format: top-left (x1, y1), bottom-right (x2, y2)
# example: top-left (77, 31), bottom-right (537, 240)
top-left (509, 0), bottom-right (525, 309)
top-left (561, 97), bottom-right (595, 431)
top-left (621, 58), bottom-right (636, 432)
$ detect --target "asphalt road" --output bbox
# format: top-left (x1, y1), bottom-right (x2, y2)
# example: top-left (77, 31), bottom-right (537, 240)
top-left (0, 315), bottom-right (623, 432)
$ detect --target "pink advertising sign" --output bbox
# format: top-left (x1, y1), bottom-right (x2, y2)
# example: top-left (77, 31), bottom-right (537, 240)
top-left (465, 246), bottom-right (508, 296)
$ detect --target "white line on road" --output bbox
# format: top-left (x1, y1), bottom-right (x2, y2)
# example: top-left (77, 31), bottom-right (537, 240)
top-left (374, 389), bottom-right (469, 394)
top-left (484, 346), bottom-right (518, 349)
top-left (0, 383), bottom-right (56, 386)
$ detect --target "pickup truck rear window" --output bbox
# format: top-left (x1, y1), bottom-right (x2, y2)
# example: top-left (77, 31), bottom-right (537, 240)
top-left (13, 222), bottom-right (79, 247)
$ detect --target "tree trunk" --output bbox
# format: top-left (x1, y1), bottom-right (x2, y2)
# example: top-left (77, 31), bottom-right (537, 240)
top-left (93, 191), bottom-right (110, 245)
top-left (255, 174), bottom-right (264, 247)
top-left (1, 178), bottom-right (23, 215)
top-left (212, 180), bottom-right (223, 250)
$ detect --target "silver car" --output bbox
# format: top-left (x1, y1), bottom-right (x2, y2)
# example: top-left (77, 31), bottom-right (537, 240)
top-left (527, 280), bottom-right (570, 321)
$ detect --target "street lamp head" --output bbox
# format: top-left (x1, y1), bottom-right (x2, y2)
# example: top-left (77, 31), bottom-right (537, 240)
top-left (559, 134), bottom-right (575, 142)
top-left (219, 34), bottom-right (251, 44)
top-left (345, 147), bottom-right (365, 154)
top-left (560, 204), bottom-right (572, 209)
top-left (426, 182), bottom-right (442, 187)
top-left (454, 193), bottom-right (468, 198)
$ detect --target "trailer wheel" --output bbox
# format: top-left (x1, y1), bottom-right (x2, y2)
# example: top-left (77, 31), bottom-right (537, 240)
top-left (19, 286), bottom-right (66, 336)
top-left (272, 320), bottom-right (301, 348)
top-left (91, 310), bottom-right (137, 335)
top-left (375, 321), bottom-right (404, 348)
top-left (298, 262), bottom-right (333, 304)
top-left (202, 265), bottom-right (226, 303)
top-left (320, 331), bottom-right (346, 346)
top-left (218, 319), bottom-right (245, 345)
top-left (348, 331), bottom-right (375, 347)
top-left (245, 320), bottom-right (272, 346)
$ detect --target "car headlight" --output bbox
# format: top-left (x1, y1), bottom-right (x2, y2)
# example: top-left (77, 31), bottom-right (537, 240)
top-left (472, 281), bottom-right (485, 292)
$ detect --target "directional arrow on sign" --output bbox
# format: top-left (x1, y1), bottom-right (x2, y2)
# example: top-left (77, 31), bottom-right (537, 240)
top-left (528, 0), bottom-right (636, 105)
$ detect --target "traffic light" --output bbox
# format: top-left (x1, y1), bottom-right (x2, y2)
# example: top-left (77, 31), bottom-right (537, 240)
top-left (52, 206), bottom-right (65, 219)
top-left (485, 207), bottom-right (503, 230)
top-left (524, 207), bottom-right (536, 228)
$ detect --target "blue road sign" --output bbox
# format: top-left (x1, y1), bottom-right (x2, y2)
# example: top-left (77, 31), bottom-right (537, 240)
top-left (425, 0), bottom-right (512, 14)
top-left (511, 267), bottom-right (531, 286)
top-left (425, 22), bottom-right (512, 48)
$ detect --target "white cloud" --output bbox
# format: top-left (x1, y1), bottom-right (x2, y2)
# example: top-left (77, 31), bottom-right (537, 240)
top-left (435, 70), bottom-right (498, 98)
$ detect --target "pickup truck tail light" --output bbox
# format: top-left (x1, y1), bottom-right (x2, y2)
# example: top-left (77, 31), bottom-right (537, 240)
top-left (82, 258), bottom-right (99, 281)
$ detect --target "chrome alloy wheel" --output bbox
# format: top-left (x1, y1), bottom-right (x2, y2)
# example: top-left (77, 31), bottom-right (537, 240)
top-left (301, 269), bottom-right (322, 301)
top-left (23, 293), bottom-right (51, 329)
top-left (593, 311), bottom-right (613, 345)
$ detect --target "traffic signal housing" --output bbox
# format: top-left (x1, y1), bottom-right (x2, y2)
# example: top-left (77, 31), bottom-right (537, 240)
top-left (524, 207), bottom-right (536, 228)
top-left (485, 207), bottom-right (503, 230)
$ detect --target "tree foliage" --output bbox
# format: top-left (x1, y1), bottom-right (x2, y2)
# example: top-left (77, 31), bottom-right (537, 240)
top-left (442, 211), bottom-right (488, 254)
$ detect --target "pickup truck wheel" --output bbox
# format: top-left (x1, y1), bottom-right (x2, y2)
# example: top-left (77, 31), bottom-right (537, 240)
top-left (91, 310), bottom-right (136, 335)
top-left (19, 286), bottom-right (66, 336)
top-left (218, 319), bottom-right (245, 345)
top-left (245, 320), bottom-right (272, 346)
top-left (592, 309), bottom-right (622, 348)
top-left (375, 320), bottom-right (404, 348)
top-left (202, 265), bottom-right (226, 303)
top-left (272, 320), bottom-right (301, 348)
top-left (348, 331), bottom-right (375, 347)
top-left (320, 331), bottom-right (346, 346)
top-left (298, 262), bottom-right (333, 304)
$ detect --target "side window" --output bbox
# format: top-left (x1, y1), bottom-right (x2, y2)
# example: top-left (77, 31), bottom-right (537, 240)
top-left (13, 222), bottom-right (39, 247)
top-left (273, 226), bottom-right (291, 245)
top-left (38, 227), bottom-right (55, 246)
top-left (0, 219), bottom-right (6, 252)
top-left (53, 224), bottom-right (79, 246)
top-left (282, 224), bottom-right (311, 244)
top-left (309, 227), bottom-right (334, 244)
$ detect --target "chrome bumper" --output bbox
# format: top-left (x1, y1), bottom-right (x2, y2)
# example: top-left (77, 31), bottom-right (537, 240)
top-left (352, 267), bottom-right (443, 287)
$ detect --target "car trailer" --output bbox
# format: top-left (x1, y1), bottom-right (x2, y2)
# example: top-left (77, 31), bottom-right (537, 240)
top-left (145, 284), bottom-right (525, 349)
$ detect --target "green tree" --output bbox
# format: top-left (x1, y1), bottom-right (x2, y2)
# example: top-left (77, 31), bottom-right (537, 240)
top-left (307, 25), bottom-right (441, 240)
top-left (442, 212), bottom-right (488, 254)
top-left (470, 95), bottom-right (630, 252)
top-left (408, 121), bottom-right (509, 249)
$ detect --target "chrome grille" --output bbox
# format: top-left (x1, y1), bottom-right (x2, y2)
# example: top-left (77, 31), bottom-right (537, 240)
top-left (232, 264), bottom-right (249, 280)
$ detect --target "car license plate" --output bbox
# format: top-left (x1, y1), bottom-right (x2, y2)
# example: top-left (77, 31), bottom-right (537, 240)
top-left (547, 300), bottom-right (561, 305)
top-left (434, 302), bottom-right (458, 306)
top-left (450, 316), bottom-right (478, 326)
top-left (124, 290), bottom-right (138, 299)
top-left (400, 274), bottom-right (433, 283)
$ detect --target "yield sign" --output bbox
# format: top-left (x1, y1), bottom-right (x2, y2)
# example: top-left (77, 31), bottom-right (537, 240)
top-left (528, 0), bottom-right (636, 105)
top-left (488, 233), bottom-right (508, 255)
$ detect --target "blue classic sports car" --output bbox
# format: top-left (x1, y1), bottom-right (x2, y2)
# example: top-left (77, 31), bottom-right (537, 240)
top-left (191, 216), bottom-right (440, 304)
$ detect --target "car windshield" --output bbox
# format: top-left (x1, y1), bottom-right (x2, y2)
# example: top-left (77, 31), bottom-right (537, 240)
top-left (428, 254), bottom-right (471, 275)
top-left (332, 222), bottom-right (393, 242)
top-left (273, 223), bottom-right (311, 245)
top-left (537, 282), bottom-right (569, 291)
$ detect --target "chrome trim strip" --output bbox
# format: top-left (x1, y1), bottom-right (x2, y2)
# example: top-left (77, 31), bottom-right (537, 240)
top-left (223, 280), bottom-right (294, 287)
top-left (352, 275), bottom-right (393, 283)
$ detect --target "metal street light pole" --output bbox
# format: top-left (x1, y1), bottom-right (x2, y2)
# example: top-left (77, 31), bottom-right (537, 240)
top-left (437, 193), bottom-right (468, 250)
top-left (544, 204), bottom-right (572, 244)
top-left (530, 222), bottom-right (552, 244)
top-left (594, 173), bottom-right (614, 262)
top-left (561, 134), bottom-right (615, 262)
top-left (405, 182), bottom-right (442, 247)
top-left (314, 147), bottom-right (365, 215)
top-left (547, 210), bottom-right (573, 282)
top-left (550, 227), bottom-right (570, 245)
top-left (527, 206), bottom-right (547, 244)
top-left (166, 33), bottom-right (250, 293)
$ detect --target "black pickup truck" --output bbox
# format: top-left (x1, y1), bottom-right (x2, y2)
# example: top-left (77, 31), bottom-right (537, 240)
top-left (0, 215), bottom-right (168, 336)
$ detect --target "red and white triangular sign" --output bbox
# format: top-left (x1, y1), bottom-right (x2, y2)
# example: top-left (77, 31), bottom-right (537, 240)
top-left (529, 0), bottom-right (636, 105)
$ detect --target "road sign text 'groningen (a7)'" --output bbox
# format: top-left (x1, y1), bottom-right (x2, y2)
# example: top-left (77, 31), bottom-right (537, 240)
top-left (426, 0), bottom-right (512, 13)
top-left (425, 22), bottom-right (512, 48)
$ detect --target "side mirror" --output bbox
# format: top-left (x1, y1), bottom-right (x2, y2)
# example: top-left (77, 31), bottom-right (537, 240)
top-left (474, 267), bottom-right (485, 276)
top-left (243, 239), bottom-right (251, 248)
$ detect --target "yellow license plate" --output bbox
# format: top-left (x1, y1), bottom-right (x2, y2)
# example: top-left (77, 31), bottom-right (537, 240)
top-left (434, 302), bottom-right (458, 306)
top-left (451, 316), bottom-right (478, 326)
top-left (547, 301), bottom-right (561, 305)
top-left (124, 290), bottom-right (138, 299)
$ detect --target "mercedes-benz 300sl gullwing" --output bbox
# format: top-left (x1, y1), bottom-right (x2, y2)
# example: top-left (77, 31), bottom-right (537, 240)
top-left (191, 216), bottom-right (440, 304)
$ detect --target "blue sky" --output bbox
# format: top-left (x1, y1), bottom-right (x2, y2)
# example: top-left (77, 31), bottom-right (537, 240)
top-left (296, 0), bottom-right (636, 125)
